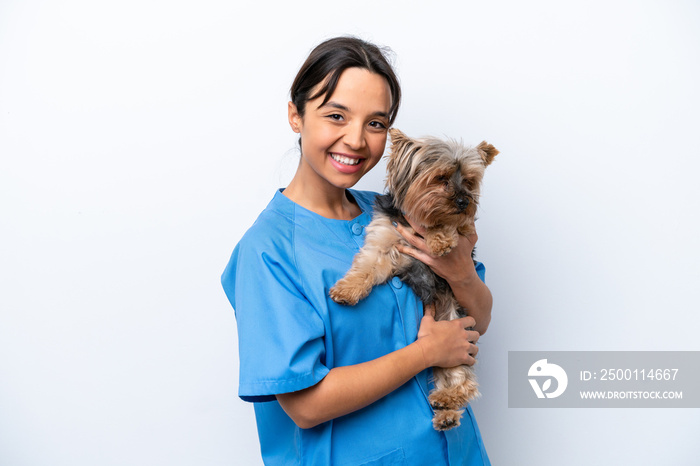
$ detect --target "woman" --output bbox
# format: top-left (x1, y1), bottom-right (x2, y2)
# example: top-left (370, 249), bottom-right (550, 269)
top-left (221, 36), bottom-right (492, 465)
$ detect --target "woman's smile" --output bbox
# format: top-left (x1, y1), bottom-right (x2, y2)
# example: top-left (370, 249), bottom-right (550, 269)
top-left (330, 153), bottom-right (362, 166)
top-left (329, 152), bottom-right (366, 174)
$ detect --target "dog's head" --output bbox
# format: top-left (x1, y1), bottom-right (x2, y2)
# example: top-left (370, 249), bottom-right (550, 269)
top-left (386, 128), bottom-right (498, 228)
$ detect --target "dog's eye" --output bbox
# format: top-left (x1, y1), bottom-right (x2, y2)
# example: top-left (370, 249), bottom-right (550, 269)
top-left (436, 175), bottom-right (449, 187)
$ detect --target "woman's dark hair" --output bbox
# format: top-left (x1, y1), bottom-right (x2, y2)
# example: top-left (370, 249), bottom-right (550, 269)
top-left (290, 36), bottom-right (401, 126)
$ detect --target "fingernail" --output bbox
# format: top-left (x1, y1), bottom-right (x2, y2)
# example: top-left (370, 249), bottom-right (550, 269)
top-left (391, 221), bottom-right (398, 227)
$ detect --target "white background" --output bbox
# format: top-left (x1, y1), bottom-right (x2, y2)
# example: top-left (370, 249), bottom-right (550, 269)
top-left (1, 1), bottom-right (699, 465)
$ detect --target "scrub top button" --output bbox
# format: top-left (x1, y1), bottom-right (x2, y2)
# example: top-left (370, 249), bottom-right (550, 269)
top-left (391, 277), bottom-right (403, 289)
top-left (351, 223), bottom-right (363, 235)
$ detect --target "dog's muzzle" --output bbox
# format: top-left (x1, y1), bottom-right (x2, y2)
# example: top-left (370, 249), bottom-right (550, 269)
top-left (455, 196), bottom-right (470, 212)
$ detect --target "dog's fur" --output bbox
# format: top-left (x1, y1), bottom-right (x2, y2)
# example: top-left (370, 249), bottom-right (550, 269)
top-left (330, 128), bottom-right (498, 430)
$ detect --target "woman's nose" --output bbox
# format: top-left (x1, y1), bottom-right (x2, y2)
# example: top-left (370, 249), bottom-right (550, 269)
top-left (343, 123), bottom-right (366, 151)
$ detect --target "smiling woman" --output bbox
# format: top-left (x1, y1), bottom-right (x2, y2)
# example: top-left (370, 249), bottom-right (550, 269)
top-left (221, 36), bottom-right (492, 466)
top-left (284, 67), bottom-right (391, 219)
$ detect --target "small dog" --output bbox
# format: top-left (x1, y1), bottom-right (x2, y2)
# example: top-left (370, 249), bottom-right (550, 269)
top-left (330, 128), bottom-right (498, 431)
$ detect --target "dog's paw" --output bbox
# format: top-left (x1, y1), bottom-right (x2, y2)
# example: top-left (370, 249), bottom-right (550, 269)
top-left (430, 392), bottom-right (459, 412)
top-left (425, 233), bottom-right (457, 256)
top-left (329, 286), bottom-right (359, 306)
top-left (329, 283), bottom-right (362, 305)
top-left (428, 242), bottom-right (452, 257)
top-left (429, 396), bottom-right (449, 411)
top-left (432, 409), bottom-right (464, 431)
top-left (429, 381), bottom-right (479, 411)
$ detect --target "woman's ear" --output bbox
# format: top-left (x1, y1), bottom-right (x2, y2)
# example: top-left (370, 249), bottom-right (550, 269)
top-left (288, 101), bottom-right (302, 133)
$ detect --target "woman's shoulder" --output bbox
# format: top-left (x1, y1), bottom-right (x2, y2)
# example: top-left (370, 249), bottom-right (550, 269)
top-left (222, 191), bottom-right (298, 295)
top-left (237, 191), bottom-right (297, 252)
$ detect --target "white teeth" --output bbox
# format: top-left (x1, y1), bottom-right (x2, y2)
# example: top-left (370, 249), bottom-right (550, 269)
top-left (331, 153), bottom-right (361, 166)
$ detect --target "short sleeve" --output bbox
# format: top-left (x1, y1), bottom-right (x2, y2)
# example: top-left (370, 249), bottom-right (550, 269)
top-left (221, 230), bottom-right (330, 402)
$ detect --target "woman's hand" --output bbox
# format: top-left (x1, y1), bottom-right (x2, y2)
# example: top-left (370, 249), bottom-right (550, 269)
top-left (395, 218), bottom-right (478, 285)
top-left (416, 304), bottom-right (479, 368)
top-left (394, 216), bottom-right (493, 335)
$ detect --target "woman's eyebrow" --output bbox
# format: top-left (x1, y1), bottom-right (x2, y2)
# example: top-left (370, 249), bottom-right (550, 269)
top-left (321, 101), bottom-right (389, 119)
top-left (322, 101), bottom-right (350, 112)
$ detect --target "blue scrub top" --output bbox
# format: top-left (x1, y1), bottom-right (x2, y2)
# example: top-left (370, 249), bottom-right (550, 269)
top-left (221, 189), bottom-right (490, 466)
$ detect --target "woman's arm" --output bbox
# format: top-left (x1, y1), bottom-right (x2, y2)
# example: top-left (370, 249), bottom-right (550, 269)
top-left (276, 310), bottom-right (480, 429)
top-left (395, 221), bottom-right (493, 335)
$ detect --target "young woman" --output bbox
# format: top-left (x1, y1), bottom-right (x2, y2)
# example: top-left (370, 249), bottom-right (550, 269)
top-left (221, 36), bottom-right (493, 465)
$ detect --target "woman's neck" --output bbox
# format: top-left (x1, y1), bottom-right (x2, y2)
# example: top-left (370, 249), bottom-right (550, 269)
top-left (283, 176), bottom-right (361, 220)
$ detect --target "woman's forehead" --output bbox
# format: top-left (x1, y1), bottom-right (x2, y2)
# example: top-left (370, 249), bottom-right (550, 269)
top-left (313, 68), bottom-right (391, 113)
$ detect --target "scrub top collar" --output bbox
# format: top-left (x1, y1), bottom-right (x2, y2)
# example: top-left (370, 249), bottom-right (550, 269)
top-left (274, 188), bottom-right (373, 247)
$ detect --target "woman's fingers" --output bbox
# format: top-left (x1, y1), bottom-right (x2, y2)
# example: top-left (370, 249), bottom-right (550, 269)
top-left (457, 315), bottom-right (477, 330)
top-left (395, 222), bottom-right (430, 254)
top-left (455, 318), bottom-right (480, 363)
top-left (417, 311), bottom-right (480, 367)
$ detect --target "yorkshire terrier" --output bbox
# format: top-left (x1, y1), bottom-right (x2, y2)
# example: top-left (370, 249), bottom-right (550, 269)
top-left (330, 128), bottom-right (498, 431)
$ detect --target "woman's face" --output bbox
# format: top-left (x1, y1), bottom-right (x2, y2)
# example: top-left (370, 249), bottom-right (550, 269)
top-left (288, 67), bottom-right (392, 192)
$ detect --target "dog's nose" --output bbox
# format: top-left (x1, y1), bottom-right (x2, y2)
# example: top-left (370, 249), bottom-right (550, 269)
top-left (455, 196), bottom-right (469, 211)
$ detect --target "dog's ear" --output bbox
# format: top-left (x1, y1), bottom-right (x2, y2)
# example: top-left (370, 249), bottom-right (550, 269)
top-left (386, 128), bottom-right (418, 196)
top-left (389, 128), bottom-right (408, 143)
top-left (388, 128), bottom-right (419, 162)
top-left (477, 141), bottom-right (499, 166)
top-left (389, 128), bottom-right (414, 152)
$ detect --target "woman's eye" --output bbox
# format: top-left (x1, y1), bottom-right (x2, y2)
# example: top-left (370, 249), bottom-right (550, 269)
top-left (369, 121), bottom-right (386, 129)
top-left (328, 114), bottom-right (343, 121)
